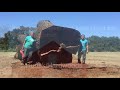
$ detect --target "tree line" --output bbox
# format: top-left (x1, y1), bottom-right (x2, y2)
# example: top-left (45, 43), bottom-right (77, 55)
top-left (0, 26), bottom-right (36, 51)
top-left (0, 26), bottom-right (120, 52)
top-left (86, 36), bottom-right (120, 52)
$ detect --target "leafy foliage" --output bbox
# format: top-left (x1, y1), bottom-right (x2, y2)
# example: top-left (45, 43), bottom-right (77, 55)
top-left (0, 25), bottom-right (120, 52)
top-left (0, 26), bottom-right (36, 51)
top-left (87, 36), bottom-right (120, 52)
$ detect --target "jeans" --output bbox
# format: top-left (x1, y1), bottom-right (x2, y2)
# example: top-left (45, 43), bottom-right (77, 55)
top-left (24, 48), bottom-right (34, 61)
top-left (78, 50), bottom-right (87, 61)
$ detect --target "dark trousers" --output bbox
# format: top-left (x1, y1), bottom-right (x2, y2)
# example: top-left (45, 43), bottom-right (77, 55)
top-left (78, 50), bottom-right (87, 61)
top-left (24, 48), bottom-right (34, 62)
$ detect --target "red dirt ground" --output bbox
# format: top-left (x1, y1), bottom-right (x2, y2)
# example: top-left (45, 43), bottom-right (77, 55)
top-left (11, 62), bottom-right (120, 78)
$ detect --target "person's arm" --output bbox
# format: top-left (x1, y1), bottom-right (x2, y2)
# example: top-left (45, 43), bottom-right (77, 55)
top-left (87, 45), bottom-right (89, 53)
top-left (86, 41), bottom-right (89, 54)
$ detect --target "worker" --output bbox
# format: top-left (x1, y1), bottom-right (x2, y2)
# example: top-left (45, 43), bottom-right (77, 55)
top-left (22, 31), bottom-right (36, 65)
top-left (78, 34), bottom-right (89, 64)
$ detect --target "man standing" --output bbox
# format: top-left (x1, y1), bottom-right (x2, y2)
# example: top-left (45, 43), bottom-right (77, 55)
top-left (22, 32), bottom-right (36, 65)
top-left (78, 34), bottom-right (89, 64)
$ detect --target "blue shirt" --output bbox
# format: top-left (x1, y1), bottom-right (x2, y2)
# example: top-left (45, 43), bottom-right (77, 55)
top-left (24, 36), bottom-right (35, 49)
top-left (80, 39), bottom-right (88, 51)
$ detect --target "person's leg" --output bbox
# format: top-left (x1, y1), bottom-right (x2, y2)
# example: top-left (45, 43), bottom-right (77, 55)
top-left (82, 50), bottom-right (87, 64)
top-left (27, 48), bottom-right (33, 63)
top-left (24, 48), bottom-right (28, 58)
top-left (78, 51), bottom-right (82, 63)
top-left (22, 48), bottom-right (28, 65)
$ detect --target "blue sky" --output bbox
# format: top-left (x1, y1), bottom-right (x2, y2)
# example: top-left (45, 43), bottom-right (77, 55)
top-left (0, 12), bottom-right (120, 37)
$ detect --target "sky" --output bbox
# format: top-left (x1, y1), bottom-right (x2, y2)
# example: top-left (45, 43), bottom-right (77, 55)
top-left (0, 12), bottom-right (120, 37)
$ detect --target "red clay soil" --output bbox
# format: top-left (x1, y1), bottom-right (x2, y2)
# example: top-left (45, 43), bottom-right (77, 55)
top-left (11, 62), bottom-right (120, 78)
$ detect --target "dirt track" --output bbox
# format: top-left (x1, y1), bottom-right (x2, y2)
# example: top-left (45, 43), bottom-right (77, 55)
top-left (0, 52), bottom-right (120, 78)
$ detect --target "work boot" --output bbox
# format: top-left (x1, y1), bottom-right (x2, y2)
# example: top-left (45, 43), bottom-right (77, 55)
top-left (21, 60), bottom-right (25, 65)
top-left (82, 61), bottom-right (85, 64)
top-left (23, 60), bottom-right (26, 65)
top-left (78, 59), bottom-right (81, 64)
top-left (22, 58), bottom-right (27, 65)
